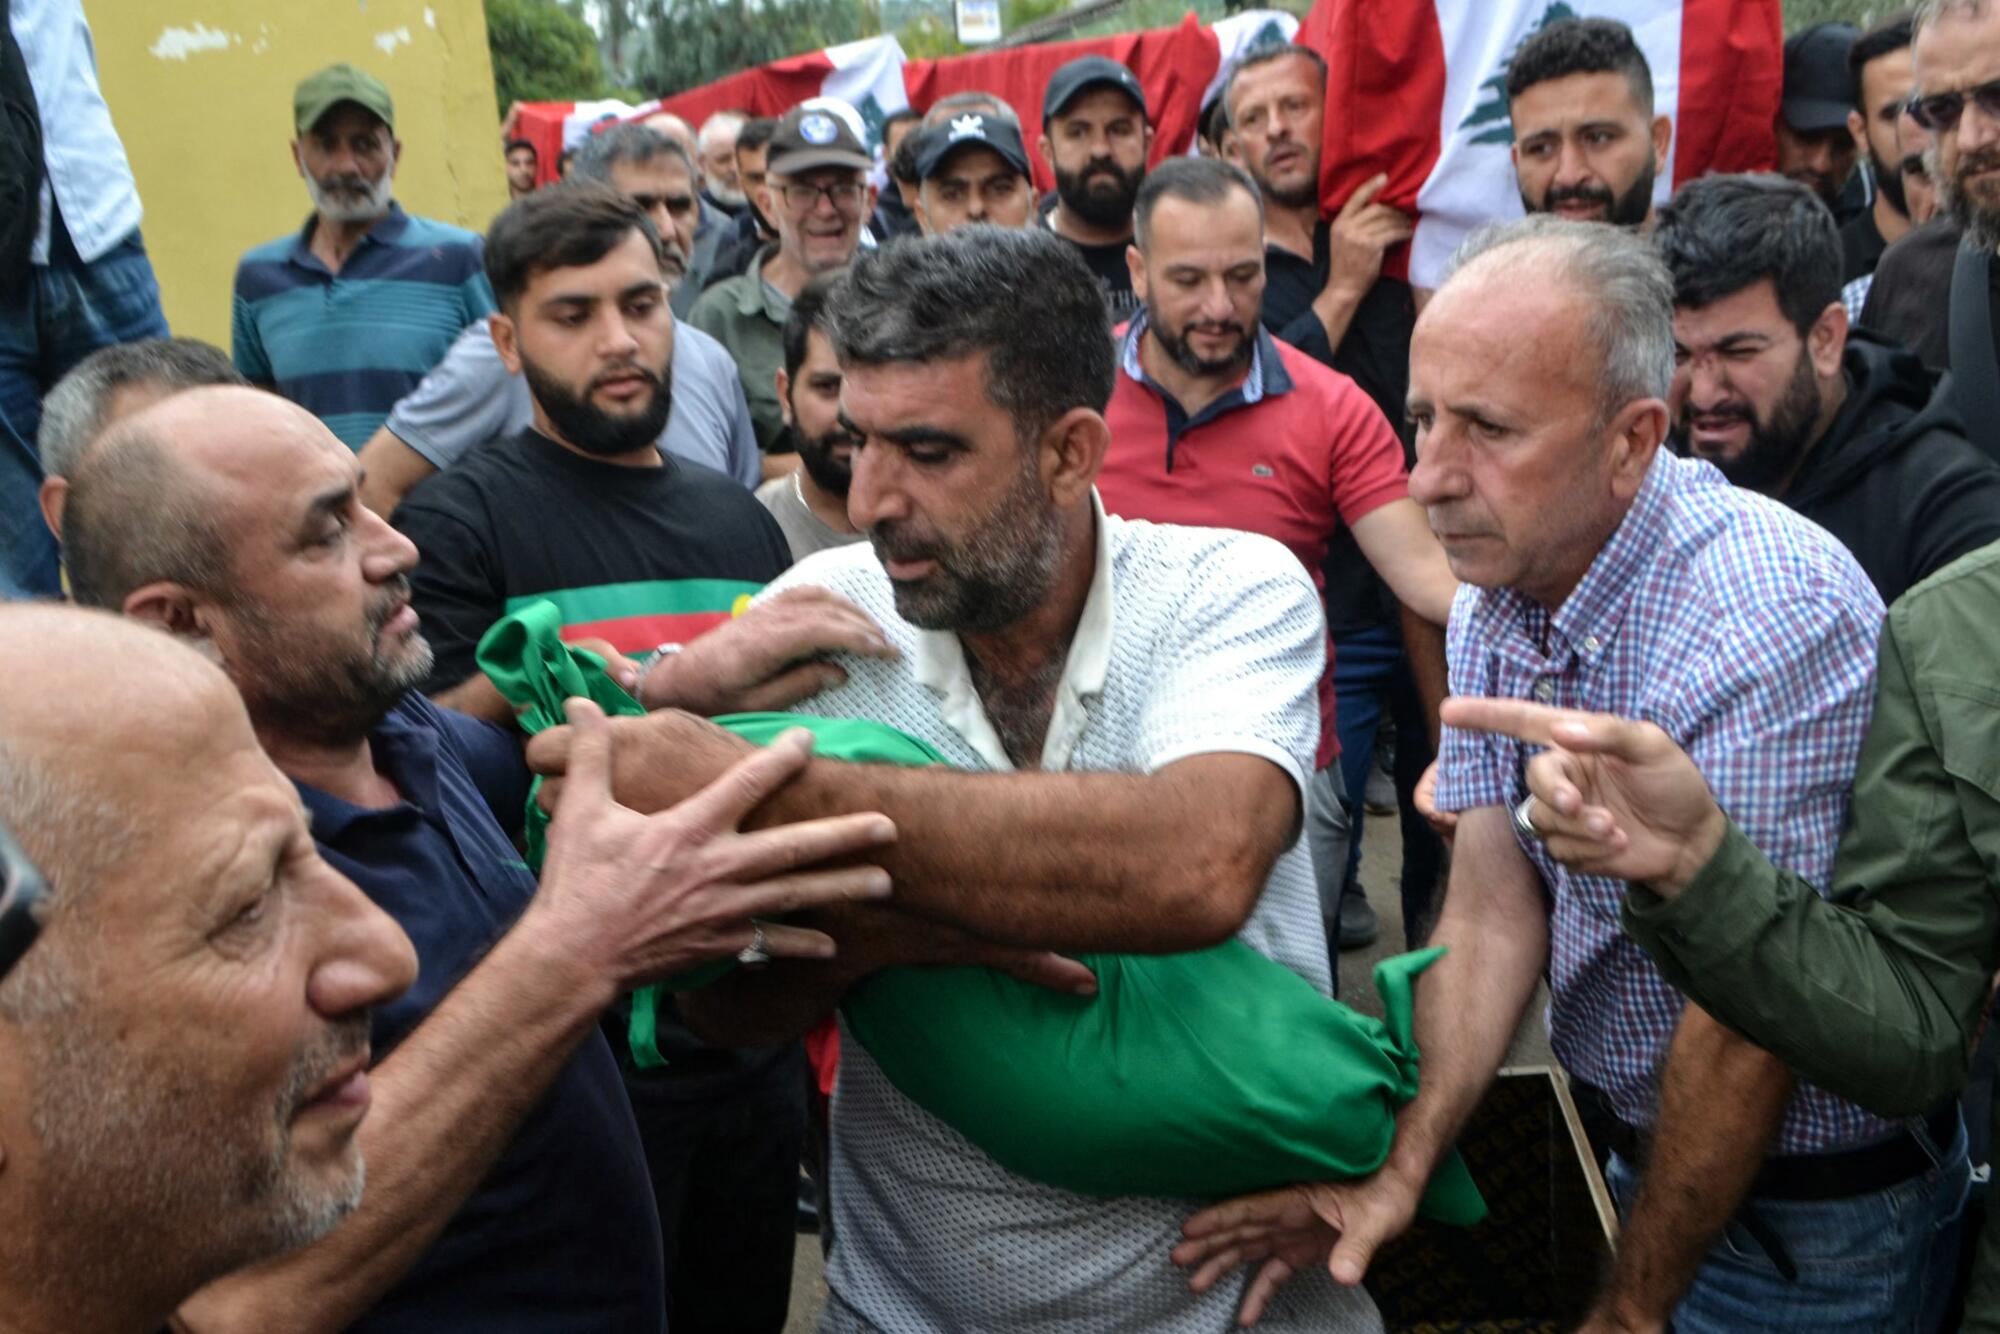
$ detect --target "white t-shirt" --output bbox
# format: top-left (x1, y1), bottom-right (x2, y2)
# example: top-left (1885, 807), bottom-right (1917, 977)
top-left (762, 497), bottom-right (1382, 1334)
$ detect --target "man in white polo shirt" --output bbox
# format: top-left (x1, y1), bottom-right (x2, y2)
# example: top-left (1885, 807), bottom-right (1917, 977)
top-left (531, 227), bottom-right (1379, 1331)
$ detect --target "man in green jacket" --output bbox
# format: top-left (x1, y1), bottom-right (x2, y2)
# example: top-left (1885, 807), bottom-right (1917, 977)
top-left (1442, 537), bottom-right (2000, 1327)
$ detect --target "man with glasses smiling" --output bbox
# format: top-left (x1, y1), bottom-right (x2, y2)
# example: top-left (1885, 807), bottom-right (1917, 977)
top-left (692, 106), bottom-right (875, 469)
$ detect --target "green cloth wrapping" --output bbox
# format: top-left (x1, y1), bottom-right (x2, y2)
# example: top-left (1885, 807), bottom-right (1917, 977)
top-left (476, 600), bottom-right (1485, 1224)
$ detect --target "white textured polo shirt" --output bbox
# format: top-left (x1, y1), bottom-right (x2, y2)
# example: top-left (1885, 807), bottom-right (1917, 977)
top-left (760, 495), bottom-right (1383, 1334)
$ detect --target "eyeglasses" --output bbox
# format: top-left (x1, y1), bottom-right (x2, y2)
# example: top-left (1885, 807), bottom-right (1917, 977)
top-left (1908, 78), bottom-right (2000, 132)
top-left (0, 815), bottom-right (46, 984)
top-left (779, 180), bottom-right (865, 211)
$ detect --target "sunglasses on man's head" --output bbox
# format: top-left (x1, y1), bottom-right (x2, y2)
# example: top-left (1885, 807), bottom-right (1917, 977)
top-left (1909, 79), bottom-right (2000, 132)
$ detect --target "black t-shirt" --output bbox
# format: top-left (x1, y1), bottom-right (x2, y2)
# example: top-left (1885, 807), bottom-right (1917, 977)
top-left (1259, 221), bottom-right (1419, 635)
top-left (300, 693), bottom-right (665, 1333)
top-left (393, 429), bottom-right (795, 1091)
top-left (1841, 208), bottom-right (1891, 285)
top-left (1039, 195), bottom-right (1142, 323)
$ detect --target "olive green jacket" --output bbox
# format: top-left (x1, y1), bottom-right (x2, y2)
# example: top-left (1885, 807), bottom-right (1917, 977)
top-left (1625, 538), bottom-right (2000, 1326)
top-left (687, 244), bottom-right (787, 454)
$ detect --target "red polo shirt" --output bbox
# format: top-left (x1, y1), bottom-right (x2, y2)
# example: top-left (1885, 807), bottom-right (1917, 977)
top-left (1098, 319), bottom-right (1409, 768)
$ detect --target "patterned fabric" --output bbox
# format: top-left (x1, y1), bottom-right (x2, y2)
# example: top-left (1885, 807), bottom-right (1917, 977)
top-left (231, 203), bottom-right (496, 448)
top-left (1434, 451), bottom-right (1893, 1155)
top-left (764, 496), bottom-right (1380, 1333)
top-left (1843, 272), bottom-right (1873, 326)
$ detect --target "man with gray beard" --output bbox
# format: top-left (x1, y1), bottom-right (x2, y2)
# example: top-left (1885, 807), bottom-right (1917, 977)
top-left (1878, 0), bottom-right (2000, 459)
top-left (229, 64), bottom-right (496, 450)
top-left (0, 605), bottom-right (418, 1334)
top-left (55, 384), bottom-right (899, 1333)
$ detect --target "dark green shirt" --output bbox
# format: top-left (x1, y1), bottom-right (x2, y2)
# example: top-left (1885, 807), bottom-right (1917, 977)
top-left (1624, 537), bottom-right (2000, 1329)
top-left (687, 244), bottom-right (789, 454)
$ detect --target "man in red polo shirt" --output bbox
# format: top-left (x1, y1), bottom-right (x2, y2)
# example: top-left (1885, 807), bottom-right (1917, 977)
top-left (1098, 155), bottom-right (1456, 970)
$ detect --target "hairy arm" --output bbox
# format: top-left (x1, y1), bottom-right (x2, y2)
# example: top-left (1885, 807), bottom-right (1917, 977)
top-left (550, 714), bottom-right (1300, 953)
top-left (1592, 1008), bottom-right (1794, 1328)
top-left (355, 428), bottom-right (440, 519)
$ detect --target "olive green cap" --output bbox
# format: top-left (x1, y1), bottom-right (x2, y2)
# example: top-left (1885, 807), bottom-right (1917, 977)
top-left (294, 63), bottom-right (394, 135)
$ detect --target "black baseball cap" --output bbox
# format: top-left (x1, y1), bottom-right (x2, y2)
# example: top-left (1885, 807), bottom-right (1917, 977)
top-left (914, 113), bottom-right (1031, 180)
top-left (1043, 54), bottom-right (1149, 122)
top-left (767, 105), bottom-right (872, 175)
top-left (1781, 22), bottom-right (1860, 132)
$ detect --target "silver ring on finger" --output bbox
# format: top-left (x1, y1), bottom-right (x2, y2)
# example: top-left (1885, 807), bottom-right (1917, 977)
top-left (1512, 794), bottom-right (1545, 844)
top-left (736, 920), bottom-right (772, 968)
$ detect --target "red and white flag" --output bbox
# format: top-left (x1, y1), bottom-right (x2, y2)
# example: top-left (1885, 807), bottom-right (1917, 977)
top-left (1299, 0), bottom-right (1783, 286)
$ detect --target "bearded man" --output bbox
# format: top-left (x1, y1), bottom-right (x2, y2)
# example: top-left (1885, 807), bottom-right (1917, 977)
top-left (230, 64), bottom-right (495, 449)
top-left (1656, 170), bottom-right (2000, 603)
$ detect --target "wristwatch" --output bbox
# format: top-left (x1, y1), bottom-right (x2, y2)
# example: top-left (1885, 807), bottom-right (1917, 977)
top-left (631, 641), bottom-right (685, 705)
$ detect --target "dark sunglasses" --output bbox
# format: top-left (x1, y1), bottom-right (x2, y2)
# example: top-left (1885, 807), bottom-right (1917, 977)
top-left (1908, 78), bottom-right (2000, 132)
top-left (0, 816), bottom-right (45, 983)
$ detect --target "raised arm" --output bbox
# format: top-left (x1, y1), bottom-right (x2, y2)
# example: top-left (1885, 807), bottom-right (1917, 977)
top-left (173, 707), bottom-right (894, 1332)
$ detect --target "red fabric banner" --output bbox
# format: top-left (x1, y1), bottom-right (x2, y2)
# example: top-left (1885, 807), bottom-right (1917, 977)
top-left (1675, 0), bottom-right (1782, 183)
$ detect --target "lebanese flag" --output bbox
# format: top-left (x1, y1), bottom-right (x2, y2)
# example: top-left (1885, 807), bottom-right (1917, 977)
top-left (1298, 0), bottom-right (1783, 287)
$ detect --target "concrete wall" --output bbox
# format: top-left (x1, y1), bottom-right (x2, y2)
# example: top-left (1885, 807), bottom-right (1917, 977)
top-left (90, 0), bottom-right (510, 347)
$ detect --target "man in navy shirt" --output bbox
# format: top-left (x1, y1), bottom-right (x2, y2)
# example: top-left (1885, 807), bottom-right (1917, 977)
top-left (57, 383), bottom-right (897, 1332)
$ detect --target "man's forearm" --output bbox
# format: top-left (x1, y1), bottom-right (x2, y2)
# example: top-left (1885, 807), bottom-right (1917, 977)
top-left (1311, 283), bottom-right (1366, 354)
top-left (175, 915), bottom-right (613, 1332)
top-left (1596, 1006), bottom-right (1793, 1326)
top-left (431, 672), bottom-right (515, 725)
top-left (1400, 604), bottom-right (1447, 752)
top-left (1379, 806), bottom-right (1550, 1189)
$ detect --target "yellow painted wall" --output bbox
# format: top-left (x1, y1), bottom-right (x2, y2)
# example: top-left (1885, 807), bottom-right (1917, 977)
top-left (89, 0), bottom-right (511, 347)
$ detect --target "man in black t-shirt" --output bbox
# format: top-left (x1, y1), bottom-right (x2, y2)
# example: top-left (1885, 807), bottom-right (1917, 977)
top-left (1037, 55), bottom-right (1149, 322)
top-left (1223, 41), bottom-right (1442, 953)
top-left (393, 183), bottom-right (855, 1334)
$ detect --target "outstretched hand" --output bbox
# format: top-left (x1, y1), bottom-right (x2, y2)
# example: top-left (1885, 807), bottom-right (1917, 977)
top-left (1172, 1172), bottom-right (1420, 1326)
top-left (1439, 697), bottom-right (1725, 895)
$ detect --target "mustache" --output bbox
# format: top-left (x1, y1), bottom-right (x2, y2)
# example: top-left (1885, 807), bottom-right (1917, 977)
top-left (1683, 401), bottom-right (1755, 425)
top-left (1184, 320), bottom-right (1247, 337)
top-left (1544, 181), bottom-right (1615, 209)
top-left (591, 362), bottom-right (664, 393)
top-left (869, 521), bottom-right (941, 564)
top-left (366, 574), bottom-right (413, 635)
top-left (282, 1016), bottom-right (372, 1117)
top-left (1958, 146), bottom-right (2000, 182)
top-left (316, 174), bottom-right (375, 195)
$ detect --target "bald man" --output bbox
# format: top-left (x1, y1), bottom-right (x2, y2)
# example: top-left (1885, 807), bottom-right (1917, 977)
top-left (56, 385), bottom-right (897, 1333)
top-left (0, 605), bottom-right (417, 1334)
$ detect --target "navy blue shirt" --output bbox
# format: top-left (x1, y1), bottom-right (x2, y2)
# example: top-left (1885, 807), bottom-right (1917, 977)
top-left (298, 693), bottom-right (665, 1333)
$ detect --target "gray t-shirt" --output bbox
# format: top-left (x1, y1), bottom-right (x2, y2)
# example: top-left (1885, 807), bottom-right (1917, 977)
top-left (381, 318), bottom-right (761, 489)
top-left (755, 473), bottom-right (864, 561)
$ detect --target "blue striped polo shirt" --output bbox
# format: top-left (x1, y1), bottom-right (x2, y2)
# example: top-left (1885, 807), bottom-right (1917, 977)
top-left (231, 202), bottom-right (495, 449)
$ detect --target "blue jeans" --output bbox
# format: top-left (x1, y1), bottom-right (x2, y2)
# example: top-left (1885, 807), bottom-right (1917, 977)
top-left (0, 227), bottom-right (169, 597)
top-left (1606, 1113), bottom-right (1971, 1332)
top-left (1330, 622), bottom-right (1444, 946)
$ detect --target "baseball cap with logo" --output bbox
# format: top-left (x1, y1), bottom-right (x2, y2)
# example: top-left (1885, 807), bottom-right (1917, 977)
top-left (294, 63), bottom-right (395, 136)
top-left (767, 105), bottom-right (873, 175)
top-left (1042, 55), bottom-right (1149, 123)
top-left (914, 113), bottom-right (1031, 181)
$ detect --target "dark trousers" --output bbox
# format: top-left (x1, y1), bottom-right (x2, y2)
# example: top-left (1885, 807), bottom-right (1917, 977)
top-left (626, 1045), bottom-right (808, 1334)
top-left (0, 226), bottom-right (168, 597)
top-left (1332, 622), bottom-right (1445, 945)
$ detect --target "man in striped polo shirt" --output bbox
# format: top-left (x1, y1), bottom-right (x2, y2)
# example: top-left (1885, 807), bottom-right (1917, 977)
top-left (230, 64), bottom-right (494, 449)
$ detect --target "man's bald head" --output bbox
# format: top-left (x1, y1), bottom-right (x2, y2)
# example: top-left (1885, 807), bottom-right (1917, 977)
top-left (63, 386), bottom-right (340, 613)
top-left (0, 605), bottom-right (251, 1009)
top-left (642, 111), bottom-right (700, 161)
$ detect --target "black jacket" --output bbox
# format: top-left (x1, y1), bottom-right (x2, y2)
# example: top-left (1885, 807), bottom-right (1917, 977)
top-left (1783, 330), bottom-right (2000, 604)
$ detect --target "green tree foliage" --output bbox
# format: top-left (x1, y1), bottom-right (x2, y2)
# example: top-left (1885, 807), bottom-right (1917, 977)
top-left (637, 0), bottom-right (881, 98)
top-left (485, 0), bottom-right (628, 114)
top-left (1782, 0), bottom-right (1887, 30)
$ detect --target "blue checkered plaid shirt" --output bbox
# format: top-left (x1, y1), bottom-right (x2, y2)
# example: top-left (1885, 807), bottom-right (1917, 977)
top-left (1436, 450), bottom-right (1895, 1154)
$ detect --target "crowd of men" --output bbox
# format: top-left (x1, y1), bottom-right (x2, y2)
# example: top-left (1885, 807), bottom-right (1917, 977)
top-left (13, 0), bottom-right (2000, 1331)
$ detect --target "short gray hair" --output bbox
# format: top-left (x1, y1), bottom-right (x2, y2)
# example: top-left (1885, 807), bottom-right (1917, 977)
top-left (0, 736), bottom-right (130, 1019)
top-left (62, 418), bottom-right (231, 611)
top-left (1914, 0), bottom-right (1988, 34)
top-left (1444, 214), bottom-right (1674, 419)
top-left (37, 339), bottom-right (243, 482)
top-left (572, 124), bottom-right (697, 188)
top-left (698, 110), bottom-right (746, 152)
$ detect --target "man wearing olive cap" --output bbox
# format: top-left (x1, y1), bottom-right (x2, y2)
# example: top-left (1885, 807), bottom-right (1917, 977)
top-left (230, 63), bottom-right (495, 450)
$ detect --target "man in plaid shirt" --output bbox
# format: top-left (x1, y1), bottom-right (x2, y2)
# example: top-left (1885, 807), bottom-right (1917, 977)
top-left (1175, 217), bottom-right (1967, 1332)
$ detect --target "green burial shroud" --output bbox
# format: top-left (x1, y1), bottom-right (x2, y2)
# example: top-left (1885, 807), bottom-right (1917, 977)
top-left (476, 600), bottom-right (1485, 1223)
